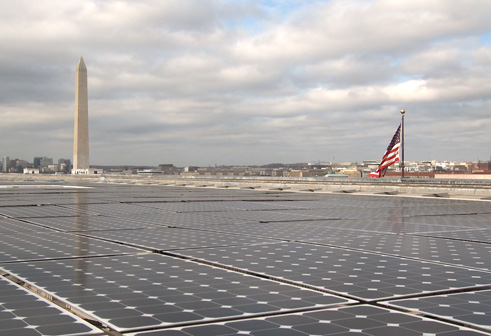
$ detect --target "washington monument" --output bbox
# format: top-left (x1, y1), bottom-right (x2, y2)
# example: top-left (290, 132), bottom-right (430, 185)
top-left (73, 56), bottom-right (89, 173)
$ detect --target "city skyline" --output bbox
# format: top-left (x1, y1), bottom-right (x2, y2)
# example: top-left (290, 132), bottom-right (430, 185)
top-left (1, 153), bottom-right (488, 169)
top-left (0, 1), bottom-right (490, 166)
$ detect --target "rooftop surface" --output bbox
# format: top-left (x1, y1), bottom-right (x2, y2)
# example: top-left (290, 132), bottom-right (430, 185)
top-left (0, 180), bottom-right (490, 335)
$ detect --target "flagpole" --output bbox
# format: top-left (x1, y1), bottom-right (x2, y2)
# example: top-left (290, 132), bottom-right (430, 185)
top-left (400, 109), bottom-right (405, 178)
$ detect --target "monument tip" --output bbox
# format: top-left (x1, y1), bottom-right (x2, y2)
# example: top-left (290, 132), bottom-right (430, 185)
top-left (77, 56), bottom-right (87, 70)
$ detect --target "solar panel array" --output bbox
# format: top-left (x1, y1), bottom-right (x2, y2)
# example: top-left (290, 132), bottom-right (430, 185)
top-left (0, 275), bottom-right (100, 335)
top-left (0, 181), bottom-right (490, 335)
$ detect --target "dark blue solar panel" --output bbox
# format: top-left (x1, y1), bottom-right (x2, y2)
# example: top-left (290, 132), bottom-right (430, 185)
top-left (0, 181), bottom-right (490, 335)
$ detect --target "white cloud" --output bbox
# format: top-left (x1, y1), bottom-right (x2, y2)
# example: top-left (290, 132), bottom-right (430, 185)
top-left (0, 0), bottom-right (490, 165)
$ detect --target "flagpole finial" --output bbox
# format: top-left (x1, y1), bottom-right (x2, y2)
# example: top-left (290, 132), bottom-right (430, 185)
top-left (400, 109), bottom-right (405, 114)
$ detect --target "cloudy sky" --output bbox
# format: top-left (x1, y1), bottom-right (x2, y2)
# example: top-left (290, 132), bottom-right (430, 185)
top-left (1, 0), bottom-right (490, 166)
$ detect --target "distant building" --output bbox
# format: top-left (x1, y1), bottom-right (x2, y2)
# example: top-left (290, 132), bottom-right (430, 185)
top-left (46, 164), bottom-right (58, 172)
top-left (137, 169), bottom-right (162, 176)
top-left (476, 160), bottom-right (491, 172)
top-left (272, 169), bottom-right (289, 177)
top-left (259, 168), bottom-right (273, 176)
top-left (339, 169), bottom-right (362, 178)
top-left (184, 166), bottom-right (198, 173)
top-left (58, 159), bottom-right (72, 174)
top-left (157, 164), bottom-right (175, 175)
top-left (40, 157), bottom-right (53, 168)
top-left (24, 168), bottom-right (40, 175)
top-left (289, 169), bottom-right (311, 177)
top-left (72, 168), bottom-right (102, 175)
top-left (15, 159), bottom-right (29, 168)
top-left (33, 157), bottom-right (43, 168)
top-left (33, 157), bottom-right (54, 170)
top-left (2, 156), bottom-right (9, 172)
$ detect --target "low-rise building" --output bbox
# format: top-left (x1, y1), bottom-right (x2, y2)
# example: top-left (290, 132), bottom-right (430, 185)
top-left (24, 168), bottom-right (40, 174)
top-left (157, 164), bottom-right (176, 174)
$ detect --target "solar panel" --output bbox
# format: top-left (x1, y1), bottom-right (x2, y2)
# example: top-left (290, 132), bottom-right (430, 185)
top-left (1, 254), bottom-right (352, 332)
top-left (117, 211), bottom-right (255, 227)
top-left (386, 290), bottom-right (491, 331)
top-left (136, 200), bottom-right (303, 212)
top-left (84, 227), bottom-right (277, 251)
top-left (0, 217), bottom-right (53, 234)
top-left (312, 233), bottom-right (491, 271)
top-left (0, 231), bottom-right (141, 263)
top-left (400, 214), bottom-right (491, 229)
top-left (425, 228), bottom-right (491, 243)
top-left (177, 242), bottom-right (491, 300)
top-left (211, 209), bottom-right (325, 222)
top-left (63, 202), bottom-right (165, 216)
top-left (190, 221), bottom-right (381, 241)
top-left (128, 305), bottom-right (489, 336)
top-left (26, 215), bottom-right (159, 232)
top-left (0, 276), bottom-right (100, 335)
top-left (0, 205), bottom-right (84, 218)
top-left (1, 181), bottom-right (490, 335)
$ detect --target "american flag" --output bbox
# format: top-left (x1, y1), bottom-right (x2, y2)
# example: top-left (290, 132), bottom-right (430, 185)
top-left (368, 124), bottom-right (401, 177)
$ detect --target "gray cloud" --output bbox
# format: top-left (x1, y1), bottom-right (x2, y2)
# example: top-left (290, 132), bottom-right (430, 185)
top-left (0, 0), bottom-right (490, 166)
